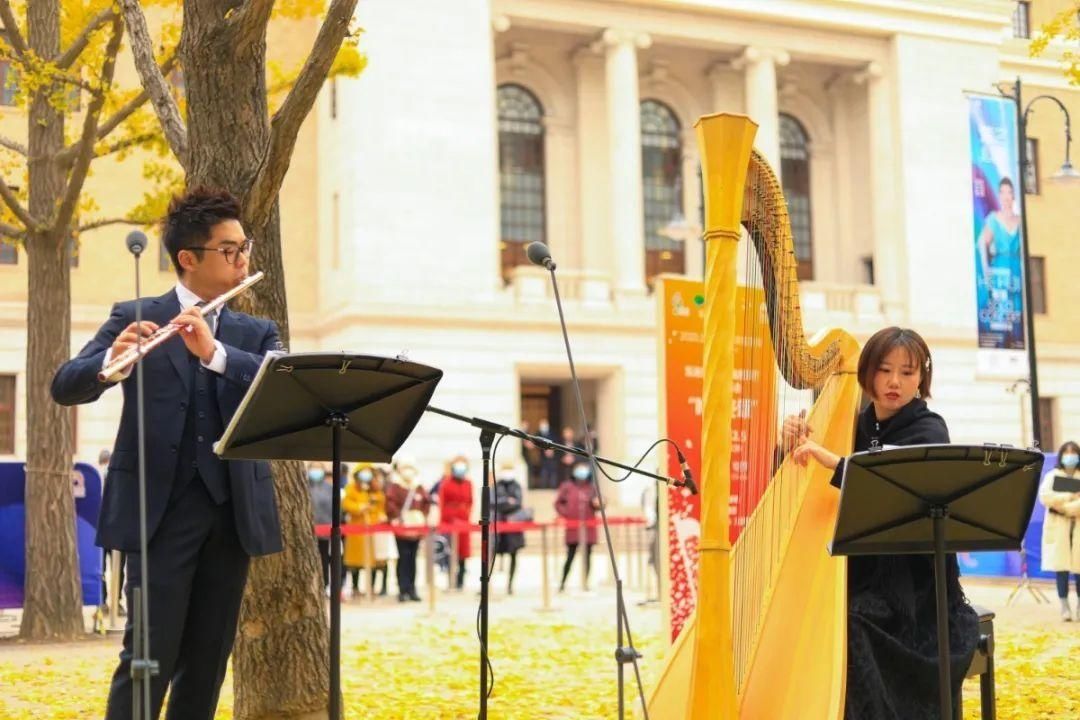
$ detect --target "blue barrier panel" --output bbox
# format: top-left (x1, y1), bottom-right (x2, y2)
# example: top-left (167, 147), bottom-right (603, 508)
top-left (0, 461), bottom-right (102, 608)
top-left (960, 452), bottom-right (1056, 579)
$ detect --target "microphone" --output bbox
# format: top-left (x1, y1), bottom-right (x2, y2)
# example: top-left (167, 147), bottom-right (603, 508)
top-left (526, 241), bottom-right (555, 270)
top-left (126, 230), bottom-right (148, 257)
top-left (674, 447), bottom-right (699, 495)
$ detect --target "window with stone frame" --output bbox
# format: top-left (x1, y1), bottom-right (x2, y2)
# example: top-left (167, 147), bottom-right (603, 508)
top-left (0, 60), bottom-right (17, 106)
top-left (779, 114), bottom-right (814, 280)
top-left (1024, 137), bottom-right (1039, 195)
top-left (1012, 1), bottom-right (1031, 39)
top-left (640, 99), bottom-right (685, 286)
top-left (497, 84), bottom-right (546, 283)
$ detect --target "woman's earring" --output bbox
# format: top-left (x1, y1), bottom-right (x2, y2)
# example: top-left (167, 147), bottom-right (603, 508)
top-left (915, 389), bottom-right (922, 399)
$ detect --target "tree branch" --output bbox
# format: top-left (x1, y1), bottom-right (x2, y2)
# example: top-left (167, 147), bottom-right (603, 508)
top-left (248, 0), bottom-right (359, 222)
top-left (0, 221), bottom-right (23, 239)
top-left (54, 15), bottom-right (123, 234)
top-left (0, 134), bottom-right (27, 156)
top-left (77, 217), bottom-right (145, 232)
top-left (54, 53), bottom-right (177, 170)
top-left (94, 132), bottom-right (160, 159)
top-left (56, 6), bottom-right (118, 69)
top-left (0, 0), bottom-right (28, 57)
top-left (0, 175), bottom-right (39, 230)
top-left (227, 0), bottom-right (276, 45)
top-left (118, 0), bottom-right (188, 168)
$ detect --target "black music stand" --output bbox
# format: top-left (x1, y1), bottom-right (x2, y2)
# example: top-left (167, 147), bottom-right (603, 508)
top-left (215, 352), bottom-right (442, 720)
top-left (830, 443), bottom-right (1042, 720)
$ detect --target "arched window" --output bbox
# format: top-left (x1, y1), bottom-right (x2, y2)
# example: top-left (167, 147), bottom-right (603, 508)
top-left (497, 84), bottom-right (546, 282)
top-left (779, 114), bottom-right (813, 280)
top-left (641, 100), bottom-right (685, 285)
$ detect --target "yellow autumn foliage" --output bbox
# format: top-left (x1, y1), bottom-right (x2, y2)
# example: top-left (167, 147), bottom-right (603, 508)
top-left (1, 592), bottom-right (1077, 719)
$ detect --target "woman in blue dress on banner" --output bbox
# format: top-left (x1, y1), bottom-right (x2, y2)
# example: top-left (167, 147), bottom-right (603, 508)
top-left (978, 177), bottom-right (1024, 347)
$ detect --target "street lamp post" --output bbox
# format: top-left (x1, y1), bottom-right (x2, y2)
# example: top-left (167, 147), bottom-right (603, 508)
top-left (1007, 76), bottom-right (1079, 450)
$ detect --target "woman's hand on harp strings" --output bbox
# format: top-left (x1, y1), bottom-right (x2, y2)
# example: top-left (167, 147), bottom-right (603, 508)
top-left (109, 320), bottom-right (160, 360)
top-left (791, 440), bottom-right (840, 470)
top-left (171, 307), bottom-right (217, 364)
top-left (781, 409), bottom-right (812, 450)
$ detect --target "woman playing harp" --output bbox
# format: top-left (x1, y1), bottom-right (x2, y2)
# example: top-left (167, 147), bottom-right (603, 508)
top-left (648, 114), bottom-right (973, 720)
top-left (790, 327), bottom-right (979, 720)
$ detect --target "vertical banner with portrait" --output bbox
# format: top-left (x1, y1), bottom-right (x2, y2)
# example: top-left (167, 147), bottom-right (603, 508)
top-left (968, 94), bottom-right (1028, 378)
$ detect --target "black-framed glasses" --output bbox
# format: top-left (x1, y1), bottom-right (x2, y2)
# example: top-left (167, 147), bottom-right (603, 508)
top-left (181, 238), bottom-right (254, 265)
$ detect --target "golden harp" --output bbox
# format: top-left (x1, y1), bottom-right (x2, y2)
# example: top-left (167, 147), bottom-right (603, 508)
top-left (648, 114), bottom-right (862, 719)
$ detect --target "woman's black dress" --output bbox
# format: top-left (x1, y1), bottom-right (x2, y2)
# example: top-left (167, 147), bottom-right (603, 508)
top-left (831, 399), bottom-right (979, 720)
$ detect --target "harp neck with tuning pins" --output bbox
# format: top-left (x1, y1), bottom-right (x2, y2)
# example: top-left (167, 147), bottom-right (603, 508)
top-left (648, 114), bottom-right (862, 719)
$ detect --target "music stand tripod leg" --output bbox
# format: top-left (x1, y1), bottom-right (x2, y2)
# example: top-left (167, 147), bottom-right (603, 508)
top-left (931, 507), bottom-right (953, 720)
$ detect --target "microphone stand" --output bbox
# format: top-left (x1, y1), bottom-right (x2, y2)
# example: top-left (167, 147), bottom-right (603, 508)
top-left (525, 241), bottom-right (666, 720)
top-left (126, 234), bottom-right (158, 719)
top-left (424, 405), bottom-right (689, 720)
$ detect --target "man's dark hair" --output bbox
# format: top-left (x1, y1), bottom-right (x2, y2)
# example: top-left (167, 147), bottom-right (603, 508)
top-left (856, 326), bottom-right (933, 400)
top-left (161, 187), bottom-right (242, 277)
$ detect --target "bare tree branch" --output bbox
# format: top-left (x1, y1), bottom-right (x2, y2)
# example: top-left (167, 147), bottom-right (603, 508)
top-left (57, 6), bottom-right (118, 69)
top-left (0, 0), bottom-right (28, 57)
top-left (0, 175), bottom-right (39, 230)
top-left (54, 54), bottom-right (177, 169)
top-left (0, 221), bottom-right (23, 239)
top-left (248, 0), bottom-right (358, 222)
top-left (0, 134), bottom-right (27, 156)
top-left (227, 0), bottom-right (275, 45)
top-left (54, 15), bottom-right (123, 234)
top-left (77, 216), bottom-right (145, 232)
top-left (118, 0), bottom-right (188, 167)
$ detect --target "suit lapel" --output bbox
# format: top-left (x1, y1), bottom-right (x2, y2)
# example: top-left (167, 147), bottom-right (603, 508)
top-left (150, 289), bottom-right (191, 393)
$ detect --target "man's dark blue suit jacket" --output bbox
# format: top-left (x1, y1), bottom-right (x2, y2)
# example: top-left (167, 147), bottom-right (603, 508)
top-left (51, 288), bottom-right (283, 557)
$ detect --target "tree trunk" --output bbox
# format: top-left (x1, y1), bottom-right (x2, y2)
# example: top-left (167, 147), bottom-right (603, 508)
top-left (181, 3), bottom-right (329, 716)
top-left (19, 0), bottom-right (84, 642)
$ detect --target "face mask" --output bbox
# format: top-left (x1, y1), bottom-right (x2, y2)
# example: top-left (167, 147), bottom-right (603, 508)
top-left (497, 475), bottom-right (515, 483)
top-left (308, 469), bottom-right (325, 483)
top-left (451, 463), bottom-right (467, 478)
top-left (400, 468), bottom-right (417, 482)
top-left (358, 470), bottom-right (373, 483)
top-left (1062, 454), bottom-right (1079, 470)
top-left (539, 423), bottom-right (550, 434)
top-left (572, 467), bottom-right (590, 482)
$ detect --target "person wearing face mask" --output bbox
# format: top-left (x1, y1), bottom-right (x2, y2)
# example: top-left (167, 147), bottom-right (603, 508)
top-left (385, 456), bottom-right (431, 602)
top-left (1039, 440), bottom-right (1080, 621)
top-left (555, 461), bottom-right (602, 593)
top-left (538, 419), bottom-right (559, 490)
top-left (493, 463), bottom-right (528, 594)
top-left (343, 463), bottom-right (394, 598)
top-left (307, 462), bottom-right (337, 595)
top-left (786, 327), bottom-right (979, 720)
top-left (438, 455), bottom-right (475, 589)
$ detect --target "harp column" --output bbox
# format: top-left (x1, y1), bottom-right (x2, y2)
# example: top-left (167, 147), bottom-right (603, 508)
top-left (731, 46), bottom-right (789, 173)
top-left (600, 27), bottom-right (651, 299)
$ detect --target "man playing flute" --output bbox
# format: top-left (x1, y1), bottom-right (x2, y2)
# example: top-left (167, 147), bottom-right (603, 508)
top-left (52, 187), bottom-right (283, 720)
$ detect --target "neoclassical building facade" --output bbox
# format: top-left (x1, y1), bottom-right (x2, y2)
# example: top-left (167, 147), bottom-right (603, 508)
top-left (1, 0), bottom-right (1077, 511)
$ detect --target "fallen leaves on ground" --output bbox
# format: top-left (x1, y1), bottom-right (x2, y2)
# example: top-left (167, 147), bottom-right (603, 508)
top-left (1, 609), bottom-right (1077, 718)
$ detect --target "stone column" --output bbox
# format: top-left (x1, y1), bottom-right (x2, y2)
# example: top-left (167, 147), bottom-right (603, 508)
top-left (602, 28), bottom-right (651, 299)
top-left (861, 61), bottom-right (907, 320)
top-left (574, 45), bottom-right (611, 280)
top-left (730, 47), bottom-right (789, 171)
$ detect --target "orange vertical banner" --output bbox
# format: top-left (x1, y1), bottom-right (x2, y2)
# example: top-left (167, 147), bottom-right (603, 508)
top-left (658, 279), bottom-right (777, 641)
